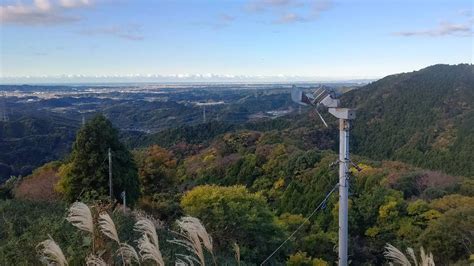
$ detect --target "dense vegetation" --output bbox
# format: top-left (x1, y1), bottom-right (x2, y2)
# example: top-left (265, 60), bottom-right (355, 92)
top-left (0, 64), bottom-right (473, 264)
top-left (345, 64), bottom-right (474, 177)
top-left (0, 86), bottom-right (296, 181)
top-left (0, 114), bottom-right (79, 181)
top-left (1, 120), bottom-right (473, 264)
top-left (57, 115), bottom-right (140, 205)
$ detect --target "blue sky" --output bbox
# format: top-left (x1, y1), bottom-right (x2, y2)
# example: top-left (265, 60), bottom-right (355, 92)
top-left (0, 0), bottom-right (472, 83)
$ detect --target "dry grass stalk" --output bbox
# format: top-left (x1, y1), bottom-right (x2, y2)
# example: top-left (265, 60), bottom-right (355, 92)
top-left (233, 242), bottom-right (240, 266)
top-left (85, 254), bottom-right (107, 266)
top-left (169, 216), bottom-right (214, 265)
top-left (137, 234), bottom-right (164, 265)
top-left (117, 243), bottom-right (140, 265)
top-left (406, 248), bottom-right (418, 266)
top-left (37, 237), bottom-right (68, 266)
top-left (98, 212), bottom-right (120, 244)
top-left (384, 243), bottom-right (435, 266)
top-left (135, 217), bottom-right (164, 265)
top-left (419, 247), bottom-right (435, 266)
top-left (175, 254), bottom-right (199, 265)
top-left (98, 212), bottom-right (128, 265)
top-left (66, 202), bottom-right (94, 234)
top-left (134, 218), bottom-right (160, 248)
top-left (180, 217), bottom-right (213, 254)
top-left (175, 258), bottom-right (187, 266)
top-left (384, 243), bottom-right (411, 265)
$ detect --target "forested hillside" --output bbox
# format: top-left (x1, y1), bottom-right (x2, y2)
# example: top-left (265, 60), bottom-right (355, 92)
top-left (0, 64), bottom-right (473, 265)
top-left (344, 64), bottom-right (473, 177)
top-left (0, 115), bottom-right (79, 182)
top-left (1, 118), bottom-right (472, 264)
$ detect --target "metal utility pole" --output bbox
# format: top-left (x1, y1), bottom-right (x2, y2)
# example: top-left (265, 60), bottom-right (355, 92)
top-left (108, 148), bottom-right (113, 201)
top-left (338, 119), bottom-right (350, 266)
top-left (329, 108), bottom-right (355, 266)
top-left (291, 86), bottom-right (355, 266)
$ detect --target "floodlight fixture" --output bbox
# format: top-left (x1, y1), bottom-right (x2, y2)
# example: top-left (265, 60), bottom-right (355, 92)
top-left (291, 85), bottom-right (355, 266)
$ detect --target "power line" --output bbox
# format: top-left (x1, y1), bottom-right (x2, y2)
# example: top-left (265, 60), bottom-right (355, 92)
top-left (260, 183), bottom-right (339, 265)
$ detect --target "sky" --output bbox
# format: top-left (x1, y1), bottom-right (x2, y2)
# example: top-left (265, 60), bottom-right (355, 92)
top-left (0, 0), bottom-right (472, 83)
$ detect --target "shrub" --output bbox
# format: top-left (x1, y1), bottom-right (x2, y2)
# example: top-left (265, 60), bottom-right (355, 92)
top-left (180, 185), bottom-right (285, 262)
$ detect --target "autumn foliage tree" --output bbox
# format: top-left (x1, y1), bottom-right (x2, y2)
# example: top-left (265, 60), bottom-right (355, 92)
top-left (134, 145), bottom-right (176, 196)
top-left (134, 145), bottom-right (180, 221)
top-left (180, 185), bottom-right (285, 262)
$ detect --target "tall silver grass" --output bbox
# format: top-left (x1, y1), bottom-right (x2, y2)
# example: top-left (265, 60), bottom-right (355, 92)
top-left (384, 243), bottom-right (435, 266)
top-left (37, 237), bottom-right (68, 266)
top-left (98, 212), bottom-right (139, 265)
top-left (117, 243), bottom-right (140, 265)
top-left (134, 217), bottom-right (164, 265)
top-left (66, 202), bottom-right (95, 252)
top-left (98, 212), bottom-right (120, 244)
top-left (233, 242), bottom-right (240, 266)
top-left (66, 202), bottom-right (94, 234)
top-left (169, 216), bottom-right (215, 265)
top-left (85, 254), bottom-right (107, 266)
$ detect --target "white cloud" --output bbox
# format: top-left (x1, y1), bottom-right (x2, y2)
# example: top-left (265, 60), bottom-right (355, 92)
top-left (246, 0), bottom-right (294, 12)
top-left (275, 13), bottom-right (307, 23)
top-left (78, 24), bottom-right (144, 41)
top-left (59, 0), bottom-right (91, 9)
top-left (0, 0), bottom-right (93, 26)
top-left (394, 22), bottom-right (472, 37)
top-left (246, 0), bottom-right (333, 24)
top-left (34, 0), bottom-right (52, 11)
top-left (312, 0), bottom-right (332, 17)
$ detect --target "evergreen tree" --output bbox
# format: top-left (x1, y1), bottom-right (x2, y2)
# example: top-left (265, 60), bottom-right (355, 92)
top-left (58, 114), bottom-right (140, 205)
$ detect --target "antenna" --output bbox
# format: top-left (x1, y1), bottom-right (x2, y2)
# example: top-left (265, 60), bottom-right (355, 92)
top-left (315, 109), bottom-right (328, 127)
top-left (291, 85), bottom-right (355, 266)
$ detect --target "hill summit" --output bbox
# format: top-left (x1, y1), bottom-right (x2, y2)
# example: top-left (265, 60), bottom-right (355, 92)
top-left (345, 64), bottom-right (473, 176)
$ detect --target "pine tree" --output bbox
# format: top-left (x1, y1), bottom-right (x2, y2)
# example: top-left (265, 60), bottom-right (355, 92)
top-left (58, 114), bottom-right (140, 205)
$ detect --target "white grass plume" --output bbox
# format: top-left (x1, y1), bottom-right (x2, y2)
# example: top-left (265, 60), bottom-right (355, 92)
top-left (384, 244), bottom-right (435, 266)
top-left (233, 242), bottom-right (240, 266)
top-left (98, 212), bottom-right (120, 244)
top-left (134, 217), bottom-right (164, 265)
top-left (419, 247), bottom-right (435, 266)
top-left (407, 247), bottom-right (418, 266)
top-left (137, 234), bottom-right (164, 265)
top-left (134, 218), bottom-right (160, 248)
top-left (175, 258), bottom-right (187, 266)
top-left (37, 237), bottom-right (68, 266)
top-left (182, 217), bottom-right (213, 255)
top-left (176, 256), bottom-right (196, 266)
top-left (66, 202), bottom-right (93, 234)
top-left (85, 254), bottom-right (106, 266)
top-left (117, 243), bottom-right (140, 265)
top-left (384, 243), bottom-right (411, 266)
top-left (169, 216), bottom-right (214, 265)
